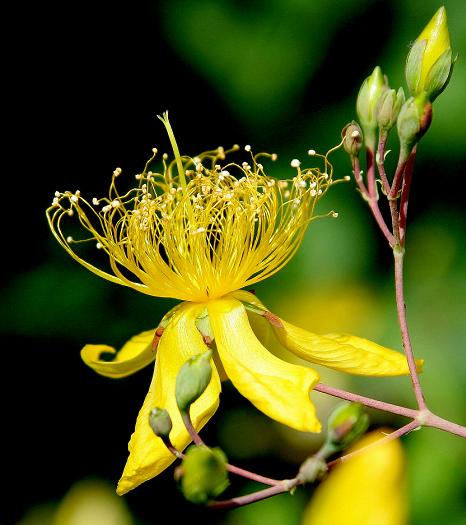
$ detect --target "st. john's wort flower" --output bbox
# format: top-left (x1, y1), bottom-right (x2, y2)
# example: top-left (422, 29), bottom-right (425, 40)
top-left (46, 113), bottom-right (421, 495)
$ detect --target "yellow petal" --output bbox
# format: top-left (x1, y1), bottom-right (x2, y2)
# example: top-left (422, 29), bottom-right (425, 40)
top-left (117, 303), bottom-right (221, 495)
top-left (81, 329), bottom-right (157, 379)
top-left (231, 290), bottom-right (422, 376)
top-left (303, 430), bottom-right (407, 525)
top-left (274, 319), bottom-right (422, 376)
top-left (207, 297), bottom-right (320, 433)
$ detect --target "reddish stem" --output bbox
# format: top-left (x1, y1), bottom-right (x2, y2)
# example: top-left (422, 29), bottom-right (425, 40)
top-left (314, 383), bottom-right (418, 419)
top-left (352, 157), bottom-right (395, 246)
top-left (398, 148), bottom-right (416, 246)
top-left (393, 247), bottom-right (427, 410)
top-left (208, 481), bottom-right (297, 509)
top-left (376, 132), bottom-right (391, 195)
top-left (327, 420), bottom-right (420, 469)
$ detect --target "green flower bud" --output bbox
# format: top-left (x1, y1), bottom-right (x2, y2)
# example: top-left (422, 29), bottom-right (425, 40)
top-left (176, 350), bottom-right (213, 412)
top-left (356, 66), bottom-right (388, 146)
top-left (179, 445), bottom-right (229, 504)
top-left (326, 402), bottom-right (369, 451)
top-left (376, 87), bottom-right (405, 132)
top-left (397, 93), bottom-right (432, 154)
top-left (405, 6), bottom-right (453, 101)
top-left (149, 407), bottom-right (173, 438)
top-left (341, 121), bottom-right (363, 157)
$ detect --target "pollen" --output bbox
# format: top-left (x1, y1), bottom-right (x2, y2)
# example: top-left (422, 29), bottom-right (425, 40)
top-left (46, 113), bottom-right (339, 302)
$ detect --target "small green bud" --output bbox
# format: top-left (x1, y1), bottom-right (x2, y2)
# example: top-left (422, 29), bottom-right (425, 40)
top-left (326, 402), bottom-right (369, 450)
top-left (356, 66), bottom-right (388, 146)
top-left (149, 407), bottom-right (173, 438)
top-left (397, 93), bottom-right (432, 154)
top-left (405, 6), bottom-right (453, 101)
top-left (341, 121), bottom-right (363, 157)
top-left (179, 445), bottom-right (229, 504)
top-left (376, 87), bottom-right (405, 132)
top-left (176, 350), bottom-right (213, 412)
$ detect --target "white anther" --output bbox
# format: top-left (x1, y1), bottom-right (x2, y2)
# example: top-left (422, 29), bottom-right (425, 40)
top-left (113, 167), bottom-right (122, 177)
top-left (75, 190), bottom-right (81, 196)
top-left (318, 189), bottom-right (322, 195)
top-left (162, 153), bottom-right (168, 160)
top-left (332, 212), bottom-right (339, 218)
top-left (310, 181), bottom-right (317, 188)
top-left (196, 163), bottom-right (203, 173)
top-left (293, 198), bottom-right (301, 206)
top-left (111, 199), bottom-right (120, 208)
top-left (177, 187), bottom-right (183, 192)
top-left (215, 164), bottom-right (221, 170)
top-left (54, 191), bottom-right (61, 197)
top-left (67, 209), bottom-right (74, 216)
top-left (350, 130), bottom-right (360, 138)
top-left (170, 188), bottom-right (176, 195)
top-left (267, 179), bottom-right (275, 187)
top-left (298, 179), bottom-right (307, 188)
top-left (135, 174), bottom-right (142, 180)
top-left (244, 144), bottom-right (251, 152)
top-left (52, 197), bottom-right (59, 206)
top-left (291, 159), bottom-right (301, 168)
top-left (66, 236), bottom-right (73, 243)
top-left (257, 163), bottom-right (263, 170)
top-left (96, 242), bottom-right (103, 249)
top-left (190, 227), bottom-right (206, 235)
top-left (344, 175), bottom-right (351, 181)
top-left (308, 149), bottom-right (316, 156)
top-left (322, 172), bottom-right (329, 179)
top-left (152, 147), bottom-right (158, 154)
top-left (310, 189), bottom-right (317, 197)
top-left (271, 153), bottom-right (278, 161)
top-left (220, 170), bottom-right (230, 176)
top-left (70, 195), bottom-right (79, 203)
top-left (278, 180), bottom-right (288, 188)
top-left (284, 190), bottom-right (290, 198)
top-left (102, 205), bottom-right (111, 213)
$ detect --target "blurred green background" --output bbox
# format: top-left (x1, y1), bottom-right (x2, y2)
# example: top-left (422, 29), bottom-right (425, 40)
top-left (4, 0), bottom-right (465, 523)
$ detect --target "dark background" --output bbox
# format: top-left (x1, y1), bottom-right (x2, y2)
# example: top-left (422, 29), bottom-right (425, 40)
top-left (4, 1), bottom-right (465, 524)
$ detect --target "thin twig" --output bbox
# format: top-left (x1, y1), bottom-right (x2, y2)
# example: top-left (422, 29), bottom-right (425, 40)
top-left (208, 480), bottom-right (298, 509)
top-left (314, 383), bottom-right (418, 419)
top-left (376, 132), bottom-right (391, 194)
top-left (327, 420), bottom-right (420, 470)
top-left (393, 247), bottom-right (427, 410)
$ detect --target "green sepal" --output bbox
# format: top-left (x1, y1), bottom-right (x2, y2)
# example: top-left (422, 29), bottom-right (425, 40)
top-left (424, 48), bottom-right (453, 101)
top-left (405, 39), bottom-right (426, 95)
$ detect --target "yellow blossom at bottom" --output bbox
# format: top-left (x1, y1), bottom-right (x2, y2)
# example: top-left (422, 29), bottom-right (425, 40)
top-left (46, 114), bottom-right (423, 495)
top-left (302, 430), bottom-right (407, 525)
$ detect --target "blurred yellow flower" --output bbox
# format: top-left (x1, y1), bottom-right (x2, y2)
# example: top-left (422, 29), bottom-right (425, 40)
top-left (302, 430), bottom-right (407, 525)
top-left (47, 114), bottom-right (421, 494)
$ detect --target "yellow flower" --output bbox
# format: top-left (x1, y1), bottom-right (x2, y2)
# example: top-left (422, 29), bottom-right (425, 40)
top-left (302, 430), bottom-right (407, 525)
top-left (46, 114), bottom-right (421, 495)
top-left (405, 6), bottom-right (453, 101)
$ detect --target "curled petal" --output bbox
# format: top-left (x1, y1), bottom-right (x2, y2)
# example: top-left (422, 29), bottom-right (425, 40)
top-left (208, 297), bottom-right (320, 433)
top-left (117, 303), bottom-right (221, 495)
top-left (81, 329), bottom-right (157, 379)
top-left (274, 321), bottom-right (422, 376)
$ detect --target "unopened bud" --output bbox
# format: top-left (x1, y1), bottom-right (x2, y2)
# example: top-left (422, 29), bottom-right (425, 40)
top-left (326, 402), bottom-right (369, 450)
top-left (149, 407), bottom-right (173, 438)
top-left (405, 6), bottom-right (453, 101)
top-left (377, 87), bottom-right (405, 132)
top-left (397, 93), bottom-right (432, 154)
top-left (341, 121), bottom-right (363, 157)
top-left (356, 66), bottom-right (388, 147)
top-left (176, 350), bottom-right (213, 412)
top-left (179, 445), bottom-right (229, 504)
